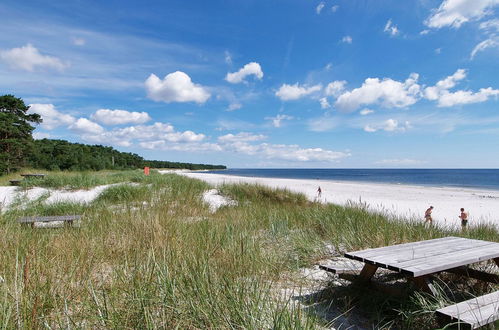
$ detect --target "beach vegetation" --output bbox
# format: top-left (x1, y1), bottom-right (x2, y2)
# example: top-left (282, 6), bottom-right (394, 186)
top-left (0, 172), bottom-right (497, 328)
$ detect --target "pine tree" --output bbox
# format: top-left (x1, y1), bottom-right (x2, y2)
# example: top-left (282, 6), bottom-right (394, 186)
top-left (0, 95), bottom-right (42, 174)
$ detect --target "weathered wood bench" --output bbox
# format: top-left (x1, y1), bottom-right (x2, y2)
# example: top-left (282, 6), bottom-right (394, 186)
top-left (319, 262), bottom-right (364, 275)
top-left (10, 180), bottom-right (22, 186)
top-left (20, 173), bottom-right (46, 179)
top-left (436, 291), bottom-right (499, 329)
top-left (18, 215), bottom-right (82, 228)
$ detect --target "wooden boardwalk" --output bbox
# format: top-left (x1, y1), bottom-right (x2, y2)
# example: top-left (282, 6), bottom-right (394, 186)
top-left (344, 237), bottom-right (499, 277)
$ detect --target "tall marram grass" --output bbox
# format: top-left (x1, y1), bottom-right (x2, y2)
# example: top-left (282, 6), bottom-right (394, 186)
top-left (0, 171), bottom-right (497, 328)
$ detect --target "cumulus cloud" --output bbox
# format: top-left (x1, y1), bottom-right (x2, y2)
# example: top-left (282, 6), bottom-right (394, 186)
top-left (0, 44), bottom-right (69, 72)
top-left (28, 103), bottom-right (75, 130)
top-left (275, 83), bottom-right (322, 101)
top-left (316, 2), bottom-right (325, 14)
top-left (319, 97), bottom-right (331, 109)
top-left (364, 119), bottom-right (411, 133)
top-left (424, 69), bottom-right (499, 106)
top-left (471, 18), bottom-right (499, 58)
top-left (331, 5), bottom-right (339, 12)
top-left (341, 35), bottom-right (353, 44)
top-left (265, 114), bottom-right (294, 128)
top-left (335, 73), bottom-right (420, 111)
top-left (325, 80), bottom-right (347, 97)
top-left (91, 109), bottom-right (151, 125)
top-left (225, 62), bottom-right (263, 84)
top-left (425, 0), bottom-right (499, 29)
top-left (218, 132), bottom-right (267, 143)
top-left (33, 132), bottom-right (51, 140)
top-left (384, 19), bottom-right (400, 36)
top-left (70, 118), bottom-right (104, 135)
top-left (224, 142), bottom-right (350, 162)
top-left (145, 71), bottom-right (210, 104)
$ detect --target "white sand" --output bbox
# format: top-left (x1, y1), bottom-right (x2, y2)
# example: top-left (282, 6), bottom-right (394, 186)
top-left (202, 189), bottom-right (237, 213)
top-left (0, 184), bottom-right (118, 212)
top-left (180, 172), bottom-right (499, 230)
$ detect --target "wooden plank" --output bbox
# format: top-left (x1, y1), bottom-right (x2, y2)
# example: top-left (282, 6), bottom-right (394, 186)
top-left (365, 240), bottom-right (491, 269)
top-left (411, 276), bottom-right (438, 296)
top-left (319, 263), bottom-right (364, 274)
top-left (346, 237), bottom-right (461, 260)
top-left (404, 246), bottom-right (499, 277)
top-left (18, 215), bottom-right (81, 223)
top-left (20, 173), bottom-right (45, 177)
top-left (384, 241), bottom-right (498, 271)
top-left (436, 291), bottom-right (499, 329)
top-left (445, 266), bottom-right (499, 284)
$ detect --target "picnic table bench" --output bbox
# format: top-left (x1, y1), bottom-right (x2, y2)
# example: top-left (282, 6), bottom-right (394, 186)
top-left (436, 291), bottom-right (499, 329)
top-left (320, 237), bottom-right (499, 328)
top-left (9, 179), bottom-right (22, 186)
top-left (18, 215), bottom-right (81, 228)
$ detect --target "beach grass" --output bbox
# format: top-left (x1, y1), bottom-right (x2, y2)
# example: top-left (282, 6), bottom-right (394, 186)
top-left (0, 171), bottom-right (497, 328)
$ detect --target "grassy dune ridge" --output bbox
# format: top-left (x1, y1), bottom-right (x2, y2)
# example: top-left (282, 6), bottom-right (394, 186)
top-left (0, 170), bottom-right (497, 328)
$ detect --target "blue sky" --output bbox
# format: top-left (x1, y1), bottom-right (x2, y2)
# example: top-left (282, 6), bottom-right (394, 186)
top-left (1, 0), bottom-right (498, 168)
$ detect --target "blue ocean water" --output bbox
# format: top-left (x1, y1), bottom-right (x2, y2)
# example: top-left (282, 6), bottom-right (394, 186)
top-left (203, 169), bottom-right (499, 190)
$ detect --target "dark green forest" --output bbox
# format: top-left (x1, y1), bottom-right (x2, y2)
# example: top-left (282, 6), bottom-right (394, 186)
top-left (0, 94), bottom-right (225, 174)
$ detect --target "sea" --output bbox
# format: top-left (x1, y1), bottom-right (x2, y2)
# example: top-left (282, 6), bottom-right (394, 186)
top-left (202, 169), bottom-right (499, 190)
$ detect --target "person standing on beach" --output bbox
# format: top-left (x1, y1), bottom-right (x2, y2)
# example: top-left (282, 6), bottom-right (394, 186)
top-left (317, 186), bottom-right (322, 198)
top-left (459, 208), bottom-right (469, 230)
top-left (424, 206), bottom-right (434, 224)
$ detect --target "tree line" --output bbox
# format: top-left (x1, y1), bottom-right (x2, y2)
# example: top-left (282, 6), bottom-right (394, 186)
top-left (0, 94), bottom-right (226, 174)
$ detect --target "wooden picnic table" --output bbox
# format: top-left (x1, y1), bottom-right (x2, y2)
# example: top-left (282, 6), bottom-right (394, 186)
top-left (20, 173), bottom-right (46, 178)
top-left (344, 236), bottom-right (499, 293)
top-left (323, 237), bottom-right (499, 328)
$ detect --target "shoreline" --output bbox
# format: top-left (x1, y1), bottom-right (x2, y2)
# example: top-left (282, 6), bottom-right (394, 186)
top-left (179, 172), bottom-right (499, 230)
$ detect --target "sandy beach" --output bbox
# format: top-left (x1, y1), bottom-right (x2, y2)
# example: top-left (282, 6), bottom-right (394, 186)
top-left (181, 172), bottom-right (499, 230)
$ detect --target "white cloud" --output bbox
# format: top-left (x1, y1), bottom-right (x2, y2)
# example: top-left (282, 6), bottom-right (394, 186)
top-left (265, 114), bottom-right (294, 128)
top-left (275, 83), bottom-right (322, 101)
top-left (437, 87), bottom-right (499, 106)
top-left (145, 71), bottom-right (210, 104)
top-left (341, 36), bottom-right (353, 44)
top-left (0, 44), bottom-right (69, 72)
top-left (224, 142), bottom-right (350, 162)
top-left (218, 132), bottom-right (267, 143)
top-left (70, 118), bottom-right (104, 135)
top-left (227, 103), bottom-right (242, 111)
top-left (325, 80), bottom-right (347, 97)
top-left (225, 62), bottom-right (263, 84)
top-left (316, 2), bottom-right (325, 14)
top-left (360, 108), bottom-right (374, 115)
top-left (331, 5), bottom-right (339, 12)
top-left (470, 37), bottom-right (499, 58)
top-left (319, 97), bottom-right (331, 109)
top-left (425, 0), bottom-right (499, 29)
top-left (384, 19), bottom-right (400, 36)
top-left (335, 73), bottom-right (420, 111)
top-left (424, 69), bottom-right (499, 106)
top-left (28, 103), bottom-right (75, 130)
top-left (420, 29), bottom-right (431, 35)
top-left (71, 37), bottom-right (86, 46)
top-left (91, 109), bottom-right (151, 125)
top-left (364, 119), bottom-right (411, 133)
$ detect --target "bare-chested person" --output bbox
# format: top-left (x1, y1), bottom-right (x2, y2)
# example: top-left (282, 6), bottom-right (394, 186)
top-left (459, 208), bottom-right (469, 230)
top-left (424, 206), bottom-right (434, 224)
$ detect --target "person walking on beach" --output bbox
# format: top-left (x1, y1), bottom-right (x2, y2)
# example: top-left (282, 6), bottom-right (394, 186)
top-left (317, 186), bottom-right (322, 198)
top-left (459, 208), bottom-right (469, 230)
top-left (424, 206), bottom-right (434, 224)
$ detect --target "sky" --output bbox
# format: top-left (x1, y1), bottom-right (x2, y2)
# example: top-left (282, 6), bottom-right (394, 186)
top-left (1, 0), bottom-right (498, 168)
